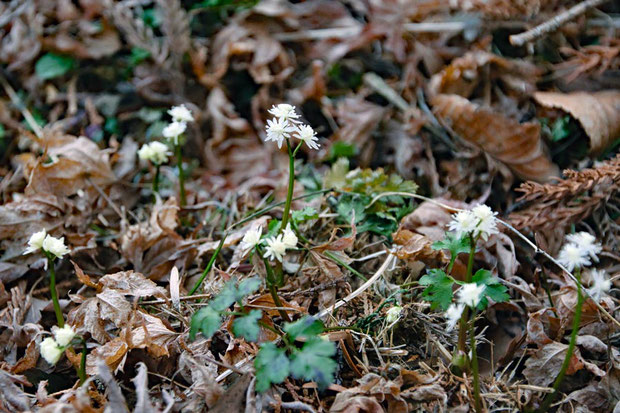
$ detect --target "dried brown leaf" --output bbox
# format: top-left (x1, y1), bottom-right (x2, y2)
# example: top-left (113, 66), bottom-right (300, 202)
top-left (432, 93), bottom-right (559, 182)
top-left (128, 312), bottom-right (177, 357)
top-left (392, 229), bottom-right (448, 266)
top-left (534, 91), bottom-right (620, 154)
top-left (86, 337), bottom-right (128, 375)
top-left (523, 341), bottom-right (585, 387)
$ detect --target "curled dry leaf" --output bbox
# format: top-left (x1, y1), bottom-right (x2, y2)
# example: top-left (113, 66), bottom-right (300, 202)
top-left (523, 341), bottom-right (585, 387)
top-left (432, 94), bottom-right (559, 182)
top-left (85, 337), bottom-right (129, 375)
top-left (392, 228), bottom-right (448, 266)
top-left (534, 91), bottom-right (620, 154)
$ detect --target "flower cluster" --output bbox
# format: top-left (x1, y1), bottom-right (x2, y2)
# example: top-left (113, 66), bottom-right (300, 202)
top-left (445, 283), bottom-right (486, 330)
top-left (138, 141), bottom-right (171, 165)
top-left (163, 104), bottom-right (194, 145)
top-left (448, 204), bottom-right (499, 241)
top-left (24, 229), bottom-right (70, 259)
top-left (239, 223), bottom-right (298, 262)
top-left (557, 231), bottom-right (601, 272)
top-left (265, 104), bottom-right (319, 150)
top-left (40, 325), bottom-right (76, 365)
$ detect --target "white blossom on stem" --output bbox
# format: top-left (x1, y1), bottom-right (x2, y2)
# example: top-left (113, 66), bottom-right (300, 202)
top-left (24, 229), bottom-right (47, 255)
top-left (471, 204), bottom-right (499, 240)
top-left (268, 104), bottom-right (300, 124)
top-left (566, 232), bottom-right (601, 262)
top-left (446, 303), bottom-right (465, 331)
top-left (282, 224), bottom-right (298, 249)
top-left (42, 235), bottom-right (71, 259)
top-left (168, 104), bottom-right (194, 123)
top-left (588, 269), bottom-right (611, 302)
top-left (265, 117), bottom-right (294, 148)
top-left (138, 141), bottom-right (171, 165)
top-left (293, 124), bottom-right (320, 150)
top-left (163, 121), bottom-right (187, 144)
top-left (53, 325), bottom-right (76, 347)
top-left (40, 337), bottom-right (63, 365)
top-left (448, 210), bottom-right (478, 238)
top-left (240, 226), bottom-right (263, 255)
top-left (263, 235), bottom-right (288, 262)
top-left (457, 283), bottom-right (485, 308)
top-left (557, 243), bottom-right (591, 272)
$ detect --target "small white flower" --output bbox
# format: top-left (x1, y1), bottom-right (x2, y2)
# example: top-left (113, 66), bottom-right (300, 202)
top-left (566, 232), bottom-right (601, 262)
top-left (138, 141), bottom-right (171, 165)
top-left (588, 269), bottom-right (611, 302)
top-left (558, 243), bottom-right (591, 272)
top-left (293, 124), bottom-right (320, 150)
top-left (385, 305), bottom-right (402, 324)
top-left (445, 303), bottom-right (465, 331)
top-left (471, 204), bottom-right (499, 240)
top-left (42, 235), bottom-right (71, 259)
top-left (268, 104), bottom-right (300, 124)
top-left (282, 224), bottom-right (298, 249)
top-left (457, 283), bottom-right (485, 308)
top-left (40, 337), bottom-right (63, 365)
top-left (240, 226), bottom-right (263, 255)
top-left (265, 117), bottom-right (294, 148)
top-left (24, 229), bottom-right (47, 255)
top-left (53, 325), bottom-right (76, 347)
top-left (263, 235), bottom-right (288, 262)
top-left (168, 104), bottom-right (194, 123)
top-left (162, 121), bottom-right (187, 144)
top-left (448, 210), bottom-right (478, 238)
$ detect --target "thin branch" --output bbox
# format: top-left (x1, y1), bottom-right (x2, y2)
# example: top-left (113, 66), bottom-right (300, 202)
top-left (509, 0), bottom-right (609, 46)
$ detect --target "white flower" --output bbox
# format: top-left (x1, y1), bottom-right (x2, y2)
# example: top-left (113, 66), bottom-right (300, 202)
top-left (588, 269), bottom-right (611, 302)
top-left (448, 210), bottom-right (478, 238)
top-left (42, 235), bottom-right (71, 259)
top-left (282, 224), bottom-right (298, 249)
top-left (445, 303), bottom-right (465, 331)
top-left (566, 232), bottom-right (601, 262)
top-left (53, 325), bottom-right (76, 347)
top-left (168, 104), bottom-right (194, 123)
top-left (263, 235), bottom-right (288, 262)
top-left (457, 283), bottom-right (485, 308)
top-left (138, 141), bottom-right (171, 165)
top-left (385, 306), bottom-right (402, 324)
top-left (40, 337), bottom-right (63, 365)
top-left (24, 229), bottom-right (47, 255)
top-left (265, 117), bottom-right (294, 148)
top-left (240, 226), bottom-right (263, 254)
top-left (471, 204), bottom-right (499, 240)
top-left (558, 243), bottom-right (591, 272)
top-left (162, 121), bottom-right (187, 144)
top-left (268, 104), bottom-right (300, 124)
top-left (293, 124), bottom-right (320, 150)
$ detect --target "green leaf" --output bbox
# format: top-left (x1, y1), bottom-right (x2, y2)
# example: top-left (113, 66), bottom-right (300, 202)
top-left (254, 342), bottom-right (290, 392)
top-left (283, 316), bottom-right (324, 341)
top-left (329, 142), bottom-right (357, 159)
top-left (289, 338), bottom-right (337, 389)
top-left (35, 53), bottom-right (75, 80)
top-left (292, 207), bottom-right (319, 224)
top-left (433, 233), bottom-right (471, 269)
top-left (419, 269), bottom-right (454, 310)
top-left (324, 157), bottom-right (350, 190)
top-left (232, 310), bottom-right (262, 342)
top-left (236, 277), bottom-right (261, 299)
top-left (189, 306), bottom-right (221, 340)
top-left (471, 269), bottom-right (510, 309)
top-left (209, 282), bottom-right (237, 312)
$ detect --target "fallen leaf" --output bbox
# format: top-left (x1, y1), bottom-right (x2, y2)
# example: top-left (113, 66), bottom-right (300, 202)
top-left (86, 338), bottom-right (128, 375)
top-left (534, 91), bottom-right (620, 154)
top-left (392, 228), bottom-right (448, 266)
top-left (523, 341), bottom-right (585, 387)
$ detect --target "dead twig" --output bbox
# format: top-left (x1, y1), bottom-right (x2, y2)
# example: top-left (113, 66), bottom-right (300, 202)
top-left (509, 0), bottom-right (609, 46)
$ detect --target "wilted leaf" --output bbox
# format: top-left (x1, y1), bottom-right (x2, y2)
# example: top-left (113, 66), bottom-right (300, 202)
top-left (99, 270), bottom-right (167, 299)
top-left (523, 341), bottom-right (584, 387)
top-left (432, 94), bottom-right (559, 182)
top-left (132, 362), bottom-right (155, 413)
top-left (393, 229), bottom-right (448, 265)
top-left (129, 312), bottom-right (177, 357)
top-left (534, 90), bottom-right (620, 154)
top-left (86, 338), bottom-right (129, 375)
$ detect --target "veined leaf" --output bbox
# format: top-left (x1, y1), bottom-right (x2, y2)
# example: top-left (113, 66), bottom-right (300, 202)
top-left (419, 269), bottom-right (454, 310)
top-left (232, 310), bottom-right (262, 342)
top-left (254, 342), bottom-right (290, 392)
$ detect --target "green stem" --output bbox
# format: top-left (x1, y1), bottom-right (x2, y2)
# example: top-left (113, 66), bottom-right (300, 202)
top-left (263, 257), bottom-right (291, 322)
top-left (189, 236), bottom-right (227, 295)
top-left (280, 139), bottom-right (298, 232)
top-left (324, 250), bottom-right (367, 282)
top-left (457, 233), bottom-right (476, 364)
top-left (153, 164), bottom-right (160, 194)
top-left (538, 269), bottom-right (583, 412)
top-left (175, 143), bottom-right (186, 207)
top-left (47, 254), bottom-right (64, 327)
top-left (469, 313), bottom-right (482, 413)
top-left (79, 337), bottom-right (87, 385)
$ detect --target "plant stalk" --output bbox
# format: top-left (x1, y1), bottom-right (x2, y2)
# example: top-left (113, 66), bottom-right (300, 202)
top-left (47, 254), bottom-right (64, 328)
top-left (538, 269), bottom-right (583, 412)
top-left (263, 257), bottom-right (291, 322)
top-left (469, 313), bottom-right (482, 413)
top-left (280, 139), bottom-right (296, 232)
top-left (456, 233), bottom-right (476, 364)
top-left (153, 164), bottom-right (160, 194)
top-left (79, 337), bottom-right (87, 385)
top-left (175, 143), bottom-right (186, 207)
top-left (189, 236), bottom-right (227, 295)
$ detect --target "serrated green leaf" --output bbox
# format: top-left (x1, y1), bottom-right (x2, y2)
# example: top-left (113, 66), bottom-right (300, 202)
top-left (471, 269), bottom-right (510, 309)
top-left (236, 277), bottom-right (261, 299)
top-left (209, 282), bottom-right (237, 312)
top-left (289, 338), bottom-right (337, 389)
top-left (419, 269), bottom-right (454, 310)
top-left (189, 306), bottom-right (221, 341)
top-left (254, 342), bottom-right (290, 392)
top-left (283, 316), bottom-right (324, 341)
top-left (433, 233), bottom-right (472, 269)
top-left (35, 53), bottom-right (75, 80)
top-left (232, 310), bottom-right (262, 342)
top-left (292, 207), bottom-right (319, 223)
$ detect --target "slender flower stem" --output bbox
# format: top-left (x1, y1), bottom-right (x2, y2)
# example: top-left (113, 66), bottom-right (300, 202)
top-left (456, 233), bottom-right (477, 366)
top-left (189, 236), bottom-right (226, 295)
top-left (538, 269), bottom-right (583, 412)
top-left (175, 143), bottom-right (186, 207)
top-left (263, 256), bottom-right (291, 322)
top-left (46, 254), bottom-right (64, 327)
top-left (280, 139), bottom-right (297, 232)
top-left (153, 164), bottom-right (160, 194)
top-left (469, 312), bottom-right (482, 413)
top-left (79, 337), bottom-right (87, 385)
